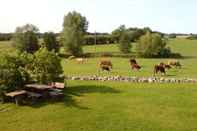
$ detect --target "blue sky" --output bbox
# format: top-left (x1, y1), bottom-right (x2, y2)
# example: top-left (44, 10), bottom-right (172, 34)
top-left (0, 0), bottom-right (197, 33)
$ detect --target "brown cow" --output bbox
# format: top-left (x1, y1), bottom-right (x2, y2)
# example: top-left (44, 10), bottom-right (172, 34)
top-left (168, 60), bottom-right (181, 68)
top-left (129, 59), bottom-right (141, 71)
top-left (99, 60), bottom-right (113, 72)
top-left (131, 63), bottom-right (141, 71)
top-left (154, 64), bottom-right (166, 76)
top-left (129, 59), bottom-right (137, 65)
top-left (159, 62), bottom-right (172, 70)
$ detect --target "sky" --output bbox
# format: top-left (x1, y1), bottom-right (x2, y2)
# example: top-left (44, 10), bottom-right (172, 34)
top-left (0, 0), bottom-right (197, 33)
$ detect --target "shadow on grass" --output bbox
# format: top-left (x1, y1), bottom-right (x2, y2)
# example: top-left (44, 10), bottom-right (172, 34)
top-left (30, 85), bottom-right (121, 110)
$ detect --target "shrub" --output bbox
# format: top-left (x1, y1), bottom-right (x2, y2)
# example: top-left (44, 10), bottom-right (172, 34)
top-left (43, 32), bottom-right (59, 52)
top-left (0, 54), bottom-right (25, 102)
top-left (119, 30), bottom-right (131, 53)
top-left (30, 48), bottom-right (63, 84)
top-left (12, 24), bottom-right (40, 53)
top-left (136, 32), bottom-right (167, 58)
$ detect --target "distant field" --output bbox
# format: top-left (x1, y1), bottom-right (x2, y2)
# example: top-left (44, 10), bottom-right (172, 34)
top-left (1, 81), bottom-right (197, 131)
top-left (0, 41), bottom-right (15, 54)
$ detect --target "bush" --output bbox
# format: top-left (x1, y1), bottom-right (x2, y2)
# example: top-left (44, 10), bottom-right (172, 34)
top-left (159, 47), bottom-right (172, 58)
top-left (0, 54), bottom-right (26, 101)
top-left (12, 24), bottom-right (40, 53)
top-left (136, 32), bottom-right (167, 58)
top-left (168, 34), bottom-right (176, 39)
top-left (119, 30), bottom-right (131, 53)
top-left (30, 48), bottom-right (63, 84)
top-left (43, 32), bottom-right (59, 52)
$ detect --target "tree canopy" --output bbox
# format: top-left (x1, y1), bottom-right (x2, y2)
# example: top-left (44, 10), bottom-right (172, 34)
top-left (61, 11), bottom-right (88, 56)
top-left (12, 24), bottom-right (39, 53)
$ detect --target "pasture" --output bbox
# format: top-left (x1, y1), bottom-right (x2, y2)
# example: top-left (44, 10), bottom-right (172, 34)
top-left (63, 39), bottom-right (197, 78)
top-left (1, 81), bottom-right (197, 131)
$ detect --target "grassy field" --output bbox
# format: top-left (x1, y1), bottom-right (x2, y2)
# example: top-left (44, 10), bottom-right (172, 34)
top-left (1, 81), bottom-right (197, 131)
top-left (0, 39), bottom-right (197, 131)
top-left (62, 38), bottom-right (197, 78)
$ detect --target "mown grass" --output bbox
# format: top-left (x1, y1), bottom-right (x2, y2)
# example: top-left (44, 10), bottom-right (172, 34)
top-left (1, 81), bottom-right (197, 131)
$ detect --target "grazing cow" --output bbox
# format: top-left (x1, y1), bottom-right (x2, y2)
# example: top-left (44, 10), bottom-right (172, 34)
top-left (168, 60), bottom-right (181, 68)
top-left (99, 60), bottom-right (113, 72)
top-left (154, 64), bottom-right (166, 76)
top-left (76, 58), bottom-right (87, 64)
top-left (129, 59), bottom-right (137, 65)
top-left (132, 63), bottom-right (141, 71)
top-left (129, 59), bottom-right (141, 71)
top-left (159, 62), bottom-right (171, 70)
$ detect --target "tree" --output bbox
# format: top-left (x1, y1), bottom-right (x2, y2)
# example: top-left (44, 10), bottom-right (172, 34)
top-left (119, 29), bottom-right (131, 53)
top-left (61, 11), bottom-right (88, 56)
top-left (136, 32), bottom-right (167, 57)
top-left (30, 48), bottom-right (63, 84)
top-left (12, 24), bottom-right (39, 53)
top-left (43, 32), bottom-right (59, 52)
top-left (112, 25), bottom-right (126, 42)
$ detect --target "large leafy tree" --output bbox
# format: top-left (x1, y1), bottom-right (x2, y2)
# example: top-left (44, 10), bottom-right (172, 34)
top-left (136, 32), bottom-right (167, 57)
top-left (61, 11), bottom-right (88, 56)
top-left (12, 24), bottom-right (39, 53)
top-left (43, 32), bottom-right (59, 52)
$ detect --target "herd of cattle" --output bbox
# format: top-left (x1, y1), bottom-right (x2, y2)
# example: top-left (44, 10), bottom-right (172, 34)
top-left (75, 58), bottom-right (182, 76)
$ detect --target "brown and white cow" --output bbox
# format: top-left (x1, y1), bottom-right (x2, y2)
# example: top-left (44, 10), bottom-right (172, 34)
top-left (129, 59), bottom-right (141, 71)
top-left (154, 64), bottom-right (166, 76)
top-left (99, 60), bottom-right (113, 72)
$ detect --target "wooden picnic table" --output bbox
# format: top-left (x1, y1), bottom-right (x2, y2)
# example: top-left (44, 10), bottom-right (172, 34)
top-left (5, 90), bottom-right (27, 106)
top-left (25, 84), bottom-right (53, 90)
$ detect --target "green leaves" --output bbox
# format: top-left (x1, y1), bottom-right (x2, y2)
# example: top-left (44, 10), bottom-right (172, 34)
top-left (43, 32), bottom-right (59, 52)
top-left (136, 32), bottom-right (168, 58)
top-left (30, 48), bottom-right (63, 84)
top-left (61, 11), bottom-right (88, 56)
top-left (12, 24), bottom-right (39, 53)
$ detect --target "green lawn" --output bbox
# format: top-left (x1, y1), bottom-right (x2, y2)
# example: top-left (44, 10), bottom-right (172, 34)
top-left (1, 81), bottom-right (197, 131)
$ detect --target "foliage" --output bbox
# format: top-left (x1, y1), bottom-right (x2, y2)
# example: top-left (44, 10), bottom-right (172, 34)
top-left (0, 54), bottom-right (25, 101)
top-left (61, 11), bottom-right (88, 56)
top-left (0, 33), bottom-right (12, 41)
top-left (168, 34), bottom-right (177, 38)
top-left (30, 48), bottom-right (63, 84)
top-left (136, 32), bottom-right (168, 57)
top-left (84, 34), bottom-right (115, 45)
top-left (12, 24), bottom-right (39, 53)
top-left (43, 32), bottom-right (59, 52)
top-left (118, 29), bottom-right (131, 53)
